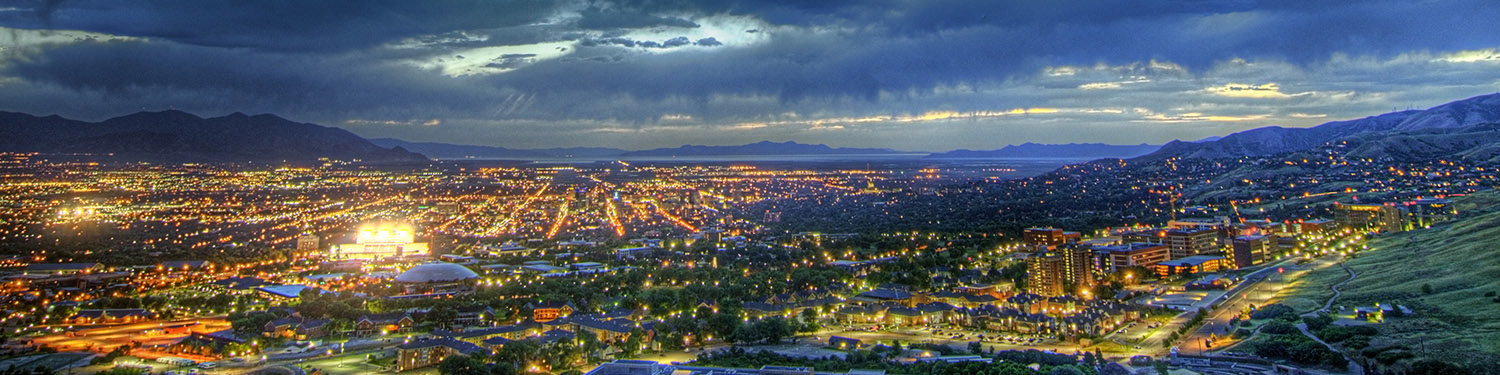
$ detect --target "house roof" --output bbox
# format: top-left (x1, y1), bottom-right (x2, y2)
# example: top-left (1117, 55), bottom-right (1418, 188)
top-left (161, 260), bottom-right (210, 269)
top-left (398, 338), bottom-right (490, 356)
top-left (856, 289), bottom-right (912, 300)
top-left (71, 309), bottom-right (153, 319)
top-left (256, 284), bottom-right (322, 298)
top-left (395, 262), bottom-right (480, 283)
top-left (25, 263), bottom-right (102, 272)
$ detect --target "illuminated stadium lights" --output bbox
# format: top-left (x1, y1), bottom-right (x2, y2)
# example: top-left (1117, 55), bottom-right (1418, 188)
top-left (330, 221), bottom-right (429, 260)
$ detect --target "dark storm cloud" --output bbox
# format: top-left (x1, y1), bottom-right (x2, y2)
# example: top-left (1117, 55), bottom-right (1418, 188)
top-left (0, 0), bottom-right (561, 51)
top-left (0, 0), bottom-right (1499, 149)
top-left (1, 37), bottom-right (505, 121)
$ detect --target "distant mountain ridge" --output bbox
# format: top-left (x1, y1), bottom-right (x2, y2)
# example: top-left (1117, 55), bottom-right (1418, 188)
top-left (928, 142), bottom-right (1160, 159)
top-left (619, 141), bottom-right (899, 157)
top-left (369, 138), bottom-right (626, 159)
top-left (372, 139), bottom-right (907, 159)
top-left (1139, 93), bottom-right (1500, 160)
top-left (0, 110), bottom-right (426, 162)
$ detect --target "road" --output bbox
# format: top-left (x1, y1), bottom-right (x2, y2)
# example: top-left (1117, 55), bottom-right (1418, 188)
top-left (1307, 263), bottom-right (1356, 317)
top-left (1172, 256), bottom-right (1314, 356)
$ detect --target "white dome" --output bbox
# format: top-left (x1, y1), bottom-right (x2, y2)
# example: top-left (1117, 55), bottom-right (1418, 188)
top-left (394, 262), bottom-right (479, 283)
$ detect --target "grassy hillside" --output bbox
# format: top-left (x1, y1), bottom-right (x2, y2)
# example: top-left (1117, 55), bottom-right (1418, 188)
top-left (1287, 188), bottom-right (1500, 369)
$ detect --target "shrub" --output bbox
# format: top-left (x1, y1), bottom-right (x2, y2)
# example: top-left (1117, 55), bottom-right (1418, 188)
top-left (1260, 321), bottom-right (1299, 334)
top-left (1303, 314), bottom-right (1336, 331)
top-left (1249, 304), bottom-right (1296, 320)
top-left (1231, 328), bottom-right (1252, 339)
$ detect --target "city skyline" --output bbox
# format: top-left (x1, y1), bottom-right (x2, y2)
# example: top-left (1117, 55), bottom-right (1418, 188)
top-left (1, 1), bottom-right (1499, 149)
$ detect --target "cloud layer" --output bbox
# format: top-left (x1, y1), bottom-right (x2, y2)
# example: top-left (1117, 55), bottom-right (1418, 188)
top-left (1, 0), bottom-right (1499, 150)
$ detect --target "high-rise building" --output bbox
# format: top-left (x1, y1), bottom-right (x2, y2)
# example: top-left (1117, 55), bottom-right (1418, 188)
top-left (1333, 203), bottom-right (1408, 233)
top-left (1231, 235), bottom-right (1272, 268)
top-left (1026, 253), bottom-right (1065, 297)
top-left (1058, 245), bottom-right (1093, 286)
top-left (1165, 227), bottom-right (1219, 260)
top-left (296, 234), bottom-right (320, 253)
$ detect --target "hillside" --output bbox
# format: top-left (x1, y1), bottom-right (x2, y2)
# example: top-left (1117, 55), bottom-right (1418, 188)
top-left (0, 110), bottom-right (426, 163)
top-left (1286, 189), bottom-right (1500, 367)
top-left (1139, 93), bottom-right (1500, 160)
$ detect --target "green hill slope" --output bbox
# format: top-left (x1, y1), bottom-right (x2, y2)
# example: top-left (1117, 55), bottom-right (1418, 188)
top-left (1290, 189), bottom-right (1500, 370)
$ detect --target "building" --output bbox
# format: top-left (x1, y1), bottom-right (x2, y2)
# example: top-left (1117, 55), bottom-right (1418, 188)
top-left (1299, 219), bottom-right (1334, 235)
top-left (1099, 243), bottom-right (1170, 272)
top-left (23, 263), bottom-right (104, 276)
top-left (296, 234), bottom-right (320, 253)
top-left (435, 202), bottom-right (462, 216)
top-left (396, 338), bottom-right (490, 372)
top-left (1118, 229), bottom-right (1165, 245)
top-left (68, 309), bottom-right (156, 325)
top-left (528, 301), bottom-right (576, 322)
top-left (1024, 228), bottom-right (1079, 248)
top-left (1058, 245), bottom-right (1093, 286)
top-left (255, 284), bottom-right (324, 300)
top-left (356, 313), bottom-right (415, 336)
top-left (1231, 235), bottom-right (1272, 268)
top-left (394, 262), bottom-right (480, 295)
top-left (329, 221), bottom-right (430, 260)
top-left (1026, 253), bottom-right (1065, 297)
top-left (1153, 255), bottom-right (1231, 277)
top-left (1333, 203), bottom-right (1408, 233)
top-left (1408, 198), bottom-right (1455, 228)
top-left (1165, 227), bottom-right (1218, 260)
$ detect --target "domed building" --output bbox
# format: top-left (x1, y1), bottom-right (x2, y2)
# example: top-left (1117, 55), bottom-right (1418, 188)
top-left (394, 262), bottom-right (479, 296)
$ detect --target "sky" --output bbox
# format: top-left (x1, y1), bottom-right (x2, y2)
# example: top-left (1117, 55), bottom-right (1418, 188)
top-left (1, 1), bottom-right (1499, 151)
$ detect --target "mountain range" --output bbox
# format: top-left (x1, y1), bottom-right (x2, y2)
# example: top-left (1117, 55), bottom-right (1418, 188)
top-left (620, 141), bottom-right (898, 157)
top-left (1139, 93), bottom-right (1500, 161)
top-left (8, 92), bottom-right (1500, 164)
top-left (368, 138), bottom-right (625, 159)
top-left (0, 110), bottom-right (425, 162)
top-left (928, 143), bottom-right (1161, 159)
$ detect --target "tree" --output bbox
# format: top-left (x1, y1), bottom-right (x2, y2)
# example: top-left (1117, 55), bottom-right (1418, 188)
top-left (1153, 361), bottom-right (1168, 375)
top-left (621, 331), bottom-right (643, 358)
top-left (438, 354), bottom-right (489, 375)
top-left (1408, 359), bottom-right (1469, 375)
top-left (1049, 366), bottom-right (1085, 375)
top-left (426, 306), bottom-right (458, 329)
top-left (494, 340), bottom-right (541, 370)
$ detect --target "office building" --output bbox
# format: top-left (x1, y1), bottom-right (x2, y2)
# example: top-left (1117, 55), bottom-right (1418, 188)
top-left (1231, 235), bottom-right (1272, 268)
top-left (1333, 203), bottom-right (1408, 233)
top-left (1098, 243), bottom-right (1170, 272)
top-left (1165, 227), bottom-right (1218, 260)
